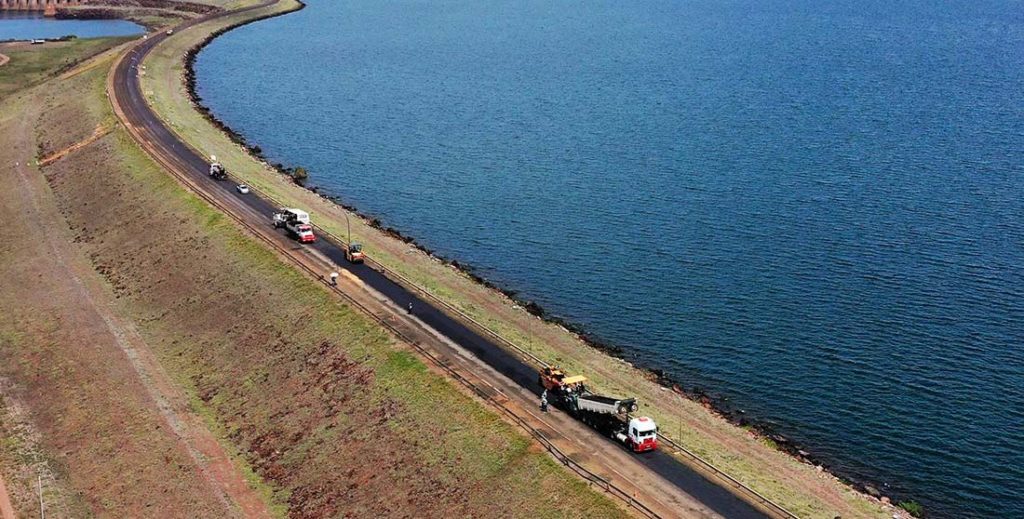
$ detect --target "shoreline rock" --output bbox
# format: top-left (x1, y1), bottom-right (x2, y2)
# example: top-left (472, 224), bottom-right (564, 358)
top-left (176, 3), bottom-right (921, 516)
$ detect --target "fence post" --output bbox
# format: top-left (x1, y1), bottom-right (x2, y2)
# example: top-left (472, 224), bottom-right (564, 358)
top-left (38, 474), bottom-right (45, 519)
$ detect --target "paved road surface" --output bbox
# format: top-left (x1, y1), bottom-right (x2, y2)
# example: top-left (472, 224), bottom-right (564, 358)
top-left (109, 6), bottom-right (772, 518)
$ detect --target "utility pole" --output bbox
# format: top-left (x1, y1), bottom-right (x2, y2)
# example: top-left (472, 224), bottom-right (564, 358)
top-left (343, 211), bottom-right (352, 246)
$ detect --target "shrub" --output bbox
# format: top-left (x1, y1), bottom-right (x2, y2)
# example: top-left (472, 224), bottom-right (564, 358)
top-left (290, 166), bottom-right (309, 184)
top-left (898, 500), bottom-right (925, 517)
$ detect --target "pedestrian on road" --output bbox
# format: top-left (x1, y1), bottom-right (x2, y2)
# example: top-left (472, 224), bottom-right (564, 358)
top-left (540, 389), bottom-right (549, 413)
top-left (407, 301), bottom-right (414, 314)
top-left (329, 272), bottom-right (339, 286)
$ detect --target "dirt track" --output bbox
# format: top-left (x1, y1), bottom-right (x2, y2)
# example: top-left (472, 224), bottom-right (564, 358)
top-left (0, 476), bottom-right (14, 519)
top-left (1, 78), bottom-right (270, 518)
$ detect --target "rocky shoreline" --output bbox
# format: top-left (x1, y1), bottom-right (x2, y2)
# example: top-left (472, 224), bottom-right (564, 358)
top-left (177, 6), bottom-right (920, 517)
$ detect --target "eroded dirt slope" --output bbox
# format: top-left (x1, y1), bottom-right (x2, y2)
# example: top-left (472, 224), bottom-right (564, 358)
top-left (0, 74), bottom-right (240, 519)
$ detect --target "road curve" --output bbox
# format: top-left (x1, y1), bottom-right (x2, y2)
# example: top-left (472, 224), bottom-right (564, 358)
top-left (109, 5), bottom-right (772, 519)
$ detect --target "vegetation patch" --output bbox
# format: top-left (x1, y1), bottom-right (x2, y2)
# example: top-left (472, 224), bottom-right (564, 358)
top-left (0, 63), bottom-right (232, 517)
top-left (899, 500), bottom-right (925, 518)
top-left (0, 37), bottom-right (131, 99)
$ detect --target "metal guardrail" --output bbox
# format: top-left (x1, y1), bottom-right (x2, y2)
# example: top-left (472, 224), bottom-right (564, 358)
top-left (654, 435), bottom-right (800, 519)
top-left (131, 12), bottom-right (801, 517)
top-left (256, 188), bottom-right (801, 519)
top-left (125, 125), bottom-right (663, 518)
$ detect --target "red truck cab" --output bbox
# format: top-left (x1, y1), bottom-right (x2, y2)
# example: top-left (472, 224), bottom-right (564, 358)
top-left (295, 224), bottom-right (316, 243)
top-left (627, 417), bottom-right (658, 452)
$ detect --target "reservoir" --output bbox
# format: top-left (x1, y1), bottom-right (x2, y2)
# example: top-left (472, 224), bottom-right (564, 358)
top-left (194, 0), bottom-right (1024, 516)
top-left (0, 12), bottom-right (143, 40)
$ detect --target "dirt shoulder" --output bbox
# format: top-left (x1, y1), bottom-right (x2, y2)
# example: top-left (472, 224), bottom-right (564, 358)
top-left (140, 3), bottom-right (911, 518)
top-left (0, 475), bottom-right (13, 519)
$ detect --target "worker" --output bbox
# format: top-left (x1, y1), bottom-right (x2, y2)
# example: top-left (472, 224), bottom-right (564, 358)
top-left (540, 389), bottom-right (549, 412)
top-left (329, 272), bottom-right (339, 286)
top-left (407, 302), bottom-right (413, 314)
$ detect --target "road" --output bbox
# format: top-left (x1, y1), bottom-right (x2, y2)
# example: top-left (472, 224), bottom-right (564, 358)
top-left (108, 5), bottom-right (774, 518)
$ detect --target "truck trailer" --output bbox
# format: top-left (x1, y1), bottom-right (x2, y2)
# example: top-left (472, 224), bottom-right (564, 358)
top-left (272, 208), bottom-right (316, 243)
top-left (540, 366), bottom-right (658, 452)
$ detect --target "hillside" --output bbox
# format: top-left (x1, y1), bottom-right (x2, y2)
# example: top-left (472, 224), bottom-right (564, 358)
top-left (0, 37), bottom-right (625, 518)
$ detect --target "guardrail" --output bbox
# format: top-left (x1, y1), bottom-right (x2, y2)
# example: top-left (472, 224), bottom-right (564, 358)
top-left (654, 435), bottom-right (800, 519)
top-left (130, 22), bottom-right (800, 516)
top-left (132, 138), bottom-right (663, 518)
top-left (261, 191), bottom-right (802, 519)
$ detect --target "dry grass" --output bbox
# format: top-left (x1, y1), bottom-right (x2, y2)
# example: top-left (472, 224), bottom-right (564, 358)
top-left (1, 45), bottom-right (625, 518)
top-left (0, 37), bottom-right (131, 99)
top-left (0, 63), bottom-right (233, 518)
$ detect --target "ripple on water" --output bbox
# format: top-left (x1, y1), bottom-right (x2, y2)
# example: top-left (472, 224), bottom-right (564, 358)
top-left (194, 0), bottom-right (1024, 516)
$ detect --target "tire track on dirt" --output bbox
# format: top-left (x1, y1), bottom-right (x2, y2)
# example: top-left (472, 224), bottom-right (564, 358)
top-left (37, 124), bottom-right (113, 166)
top-left (8, 99), bottom-right (272, 518)
top-left (0, 475), bottom-right (14, 519)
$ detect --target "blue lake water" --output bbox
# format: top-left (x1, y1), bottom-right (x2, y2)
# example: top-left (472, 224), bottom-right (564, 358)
top-left (195, 0), bottom-right (1024, 516)
top-left (0, 12), bottom-right (143, 40)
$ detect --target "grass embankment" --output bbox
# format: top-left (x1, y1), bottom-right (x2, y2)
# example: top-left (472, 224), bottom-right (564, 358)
top-left (140, 4), bottom-right (906, 518)
top-left (1, 36), bottom-right (625, 518)
top-left (0, 37), bottom-right (132, 99)
top-left (0, 38), bottom-right (233, 518)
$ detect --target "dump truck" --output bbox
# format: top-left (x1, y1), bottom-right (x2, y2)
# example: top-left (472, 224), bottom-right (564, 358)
top-left (540, 366), bottom-right (658, 452)
top-left (209, 155), bottom-right (227, 180)
top-left (272, 208), bottom-right (316, 243)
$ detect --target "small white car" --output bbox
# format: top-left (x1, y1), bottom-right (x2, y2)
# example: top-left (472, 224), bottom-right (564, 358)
top-left (166, 29), bottom-right (174, 35)
top-left (236, 184), bottom-right (250, 194)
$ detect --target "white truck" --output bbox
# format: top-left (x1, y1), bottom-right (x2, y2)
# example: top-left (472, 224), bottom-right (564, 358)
top-left (209, 155), bottom-right (226, 180)
top-left (540, 367), bottom-right (658, 452)
top-left (272, 208), bottom-right (316, 243)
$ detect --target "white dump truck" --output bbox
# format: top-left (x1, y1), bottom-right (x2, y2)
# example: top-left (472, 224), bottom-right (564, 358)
top-left (540, 366), bottom-right (658, 452)
top-left (272, 208), bottom-right (316, 243)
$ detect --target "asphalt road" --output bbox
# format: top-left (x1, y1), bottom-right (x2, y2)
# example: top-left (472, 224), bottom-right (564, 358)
top-left (110, 6), bottom-right (771, 519)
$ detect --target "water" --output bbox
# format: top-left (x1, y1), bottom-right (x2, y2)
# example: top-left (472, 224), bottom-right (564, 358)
top-left (0, 12), bottom-right (143, 40)
top-left (194, 0), bottom-right (1024, 516)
